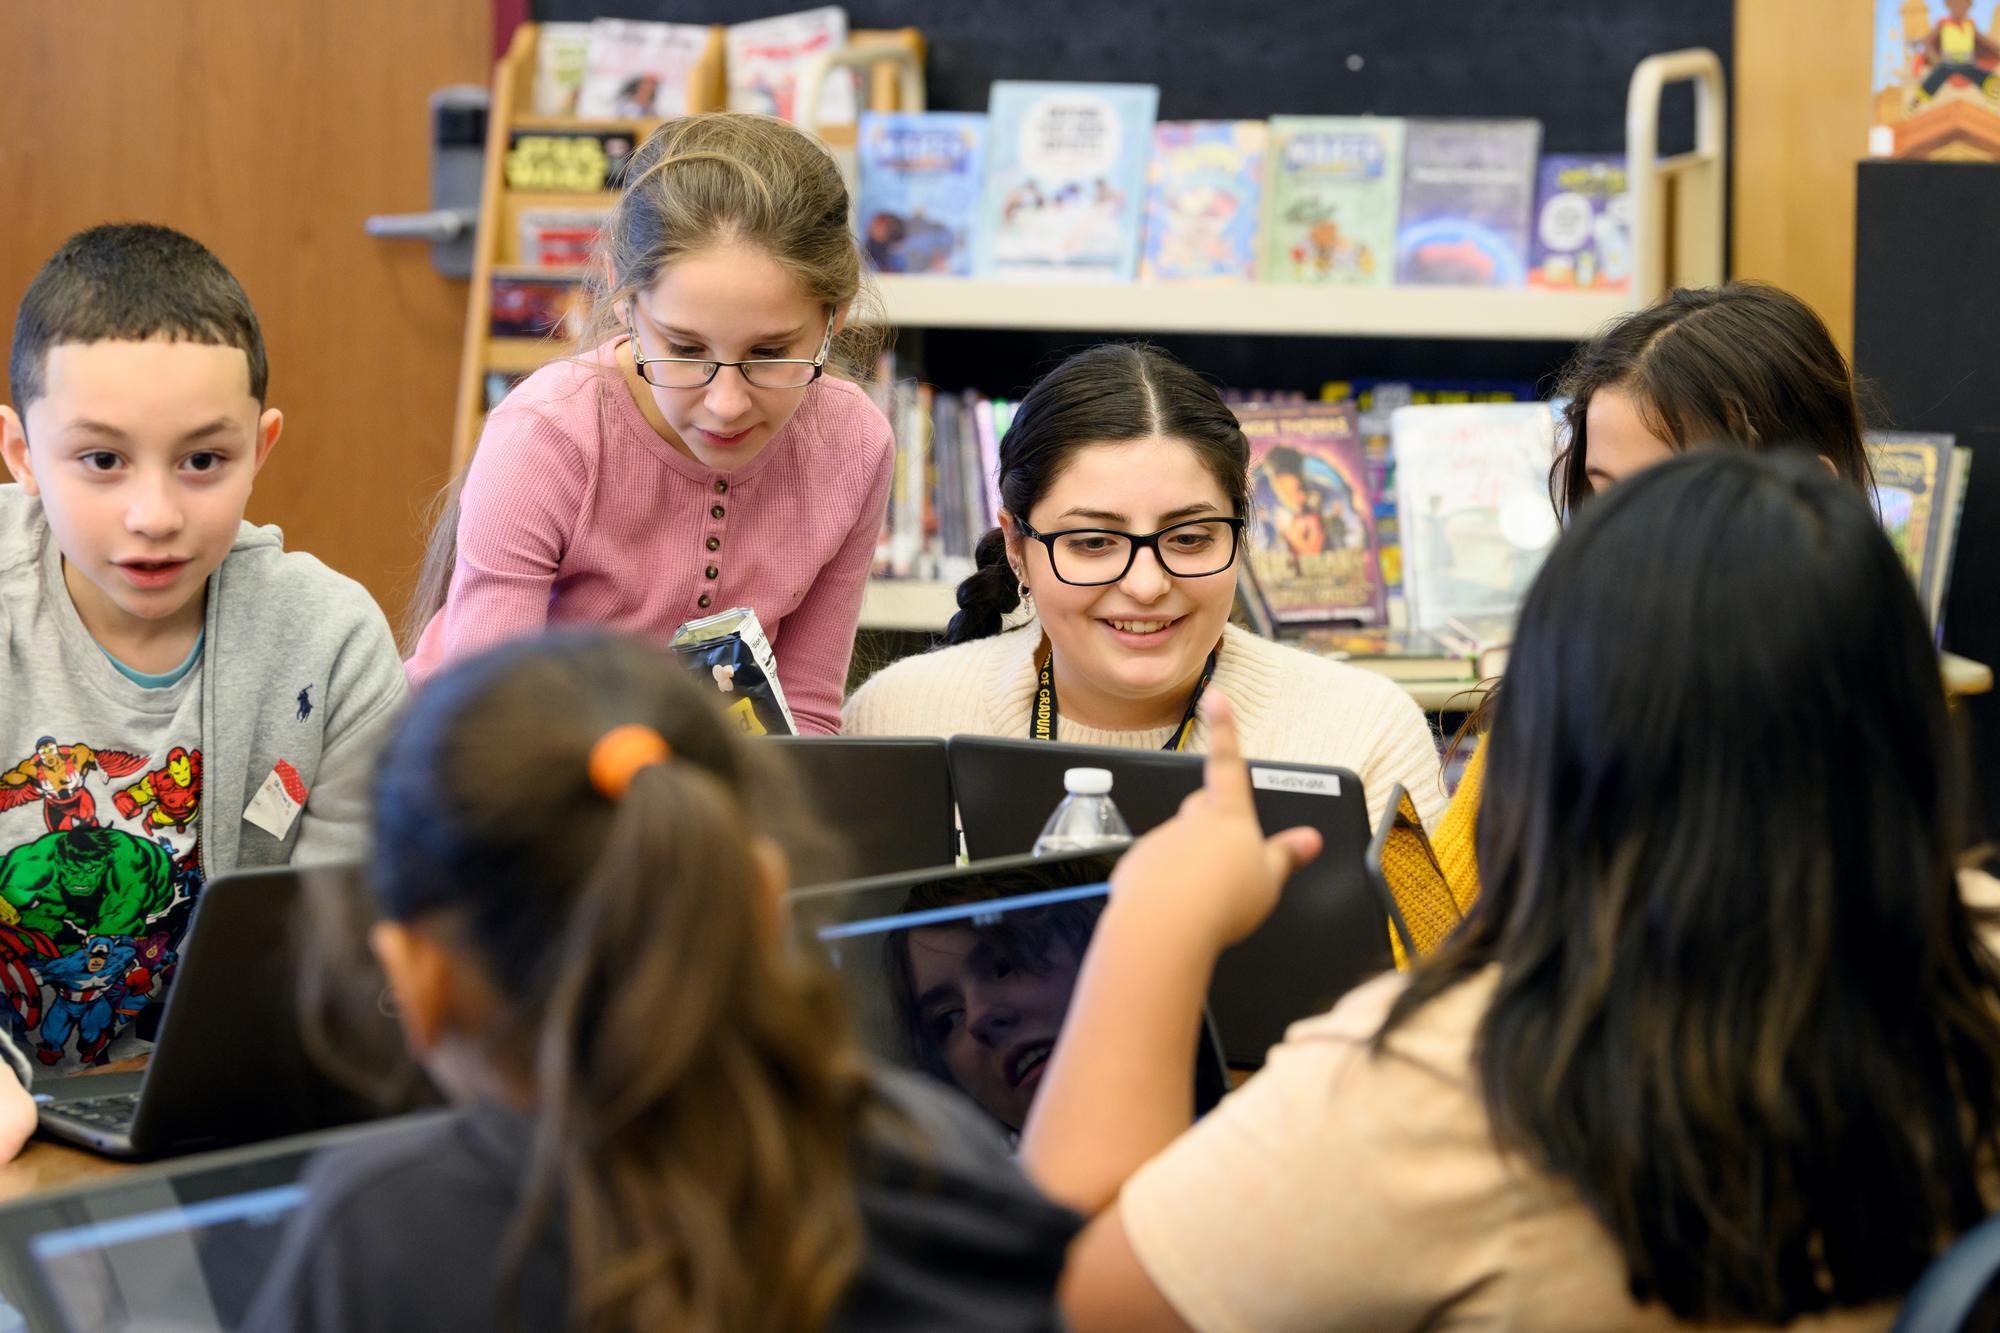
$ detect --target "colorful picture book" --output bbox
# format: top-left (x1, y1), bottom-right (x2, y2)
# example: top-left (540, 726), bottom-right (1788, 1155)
top-left (1262, 117), bottom-right (1404, 287)
top-left (531, 23), bottom-right (590, 117)
top-left (504, 129), bottom-right (638, 193)
top-left (1390, 402), bottom-right (1560, 632)
top-left (1870, 0), bottom-right (2000, 161)
top-left (1140, 121), bottom-right (1266, 281)
top-left (575, 19), bottom-right (711, 119)
top-left (489, 273), bottom-right (586, 340)
top-left (516, 207), bottom-right (609, 269)
top-left (1395, 119), bottom-right (1541, 286)
top-left (857, 112), bottom-right (988, 276)
top-left (1320, 377), bottom-right (1540, 620)
top-left (1866, 430), bottom-right (1968, 629)
top-left (975, 81), bottom-right (1159, 282)
top-left (1527, 154), bottom-right (1631, 290)
top-left (726, 7), bottom-right (857, 127)
top-left (1237, 401), bottom-right (1385, 625)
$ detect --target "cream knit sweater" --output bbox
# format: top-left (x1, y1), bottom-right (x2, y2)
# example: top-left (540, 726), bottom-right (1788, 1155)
top-left (842, 622), bottom-right (1447, 830)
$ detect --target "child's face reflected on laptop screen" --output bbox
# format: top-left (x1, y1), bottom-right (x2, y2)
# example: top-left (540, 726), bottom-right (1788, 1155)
top-left (903, 921), bottom-right (1084, 1132)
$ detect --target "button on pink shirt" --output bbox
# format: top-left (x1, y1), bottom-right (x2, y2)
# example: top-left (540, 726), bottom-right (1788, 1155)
top-left (405, 350), bottom-right (894, 734)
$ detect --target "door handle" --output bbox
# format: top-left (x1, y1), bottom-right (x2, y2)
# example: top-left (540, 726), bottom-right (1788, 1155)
top-left (364, 209), bottom-right (476, 242)
top-left (366, 85), bottom-right (489, 279)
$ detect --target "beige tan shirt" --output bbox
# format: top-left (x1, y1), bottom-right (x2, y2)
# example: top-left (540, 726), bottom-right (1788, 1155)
top-left (1118, 872), bottom-right (2000, 1333)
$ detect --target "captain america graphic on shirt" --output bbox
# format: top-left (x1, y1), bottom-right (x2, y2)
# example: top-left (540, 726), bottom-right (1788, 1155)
top-left (0, 735), bottom-right (203, 1068)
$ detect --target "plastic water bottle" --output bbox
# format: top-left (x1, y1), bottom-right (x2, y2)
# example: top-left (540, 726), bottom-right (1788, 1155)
top-left (1031, 768), bottom-right (1134, 856)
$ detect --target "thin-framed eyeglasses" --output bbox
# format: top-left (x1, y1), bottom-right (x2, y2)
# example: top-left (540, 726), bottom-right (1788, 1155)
top-left (1015, 516), bottom-right (1246, 587)
top-left (627, 310), bottom-right (836, 390)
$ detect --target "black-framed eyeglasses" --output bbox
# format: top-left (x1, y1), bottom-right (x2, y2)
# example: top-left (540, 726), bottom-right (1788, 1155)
top-left (627, 311), bottom-right (835, 390)
top-left (1016, 516), bottom-right (1246, 587)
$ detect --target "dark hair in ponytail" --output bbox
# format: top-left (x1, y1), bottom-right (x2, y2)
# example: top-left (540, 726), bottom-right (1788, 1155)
top-left (946, 343), bottom-right (1253, 644)
top-left (371, 632), bottom-right (871, 1333)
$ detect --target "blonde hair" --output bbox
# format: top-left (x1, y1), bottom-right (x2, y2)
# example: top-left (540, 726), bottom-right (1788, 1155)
top-left (578, 112), bottom-right (880, 371)
top-left (403, 113), bottom-right (883, 650)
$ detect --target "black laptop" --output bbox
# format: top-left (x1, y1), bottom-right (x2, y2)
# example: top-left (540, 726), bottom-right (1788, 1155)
top-left (0, 1111), bottom-right (448, 1332)
top-left (946, 736), bottom-right (1394, 1066)
top-left (763, 736), bottom-right (958, 882)
top-left (788, 848), bottom-right (1231, 1135)
top-left (34, 865), bottom-right (402, 1160)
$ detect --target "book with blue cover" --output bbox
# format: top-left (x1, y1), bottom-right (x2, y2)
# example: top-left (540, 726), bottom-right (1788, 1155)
top-left (1394, 119), bottom-right (1541, 287)
top-left (1262, 116), bottom-right (1404, 287)
top-left (1527, 153), bottom-right (1631, 290)
top-left (1140, 121), bottom-right (1266, 281)
top-left (976, 81), bottom-right (1159, 282)
top-left (857, 112), bottom-right (988, 276)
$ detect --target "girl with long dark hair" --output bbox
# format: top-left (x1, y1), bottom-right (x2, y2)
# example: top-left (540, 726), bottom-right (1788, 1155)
top-left (1026, 451), bottom-right (2000, 1331)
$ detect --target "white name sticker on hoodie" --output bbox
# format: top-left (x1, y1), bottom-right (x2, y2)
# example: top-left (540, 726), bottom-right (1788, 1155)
top-left (244, 759), bottom-right (309, 841)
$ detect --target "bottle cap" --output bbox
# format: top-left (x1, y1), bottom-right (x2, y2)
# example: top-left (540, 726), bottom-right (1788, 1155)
top-left (1063, 767), bottom-right (1113, 796)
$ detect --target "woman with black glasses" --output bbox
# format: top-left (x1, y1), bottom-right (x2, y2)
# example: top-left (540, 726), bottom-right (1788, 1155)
top-left (843, 343), bottom-right (1446, 834)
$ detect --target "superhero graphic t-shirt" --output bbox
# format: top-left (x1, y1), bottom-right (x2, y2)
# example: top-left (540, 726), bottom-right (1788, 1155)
top-left (0, 685), bottom-right (204, 1076)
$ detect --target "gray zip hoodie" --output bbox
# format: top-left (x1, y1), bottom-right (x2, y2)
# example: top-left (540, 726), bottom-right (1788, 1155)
top-left (0, 484), bottom-right (405, 874)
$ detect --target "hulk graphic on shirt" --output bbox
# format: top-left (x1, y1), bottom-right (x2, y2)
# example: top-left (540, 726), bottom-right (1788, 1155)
top-left (0, 827), bottom-right (176, 939)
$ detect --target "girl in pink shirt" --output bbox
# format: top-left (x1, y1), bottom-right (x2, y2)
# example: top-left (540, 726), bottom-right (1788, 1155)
top-left (404, 114), bottom-right (894, 734)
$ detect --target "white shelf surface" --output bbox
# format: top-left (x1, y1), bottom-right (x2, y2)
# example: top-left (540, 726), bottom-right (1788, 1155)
top-left (859, 579), bottom-right (959, 633)
top-left (872, 276), bottom-right (1634, 341)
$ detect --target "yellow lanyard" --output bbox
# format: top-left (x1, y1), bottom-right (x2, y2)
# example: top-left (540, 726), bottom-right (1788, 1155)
top-left (1031, 647), bottom-right (1218, 752)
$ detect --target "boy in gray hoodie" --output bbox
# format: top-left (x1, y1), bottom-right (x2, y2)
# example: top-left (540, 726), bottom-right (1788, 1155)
top-left (0, 224), bottom-right (406, 1154)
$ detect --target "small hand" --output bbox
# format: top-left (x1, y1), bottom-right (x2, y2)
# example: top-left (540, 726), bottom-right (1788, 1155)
top-left (0, 1068), bottom-right (36, 1163)
top-left (1108, 690), bottom-right (1323, 951)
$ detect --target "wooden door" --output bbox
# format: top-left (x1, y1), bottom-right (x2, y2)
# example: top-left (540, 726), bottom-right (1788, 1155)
top-left (0, 2), bottom-right (492, 626)
top-left (1733, 0), bottom-right (1874, 356)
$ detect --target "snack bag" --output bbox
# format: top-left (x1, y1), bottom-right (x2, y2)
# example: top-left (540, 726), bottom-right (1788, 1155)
top-left (669, 607), bottom-right (797, 735)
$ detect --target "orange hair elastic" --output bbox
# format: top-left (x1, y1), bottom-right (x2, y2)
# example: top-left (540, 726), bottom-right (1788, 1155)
top-left (588, 724), bottom-right (672, 799)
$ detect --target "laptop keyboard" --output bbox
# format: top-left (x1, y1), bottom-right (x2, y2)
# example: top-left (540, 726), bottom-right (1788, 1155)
top-left (51, 1091), bottom-right (138, 1133)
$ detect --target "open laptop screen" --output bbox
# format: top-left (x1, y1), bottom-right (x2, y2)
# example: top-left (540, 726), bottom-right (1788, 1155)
top-left (791, 850), bottom-right (1229, 1136)
top-left (27, 1180), bottom-right (305, 1331)
top-left (0, 1114), bottom-right (447, 1333)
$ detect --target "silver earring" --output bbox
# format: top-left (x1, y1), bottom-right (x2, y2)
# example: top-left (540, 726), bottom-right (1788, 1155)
top-left (1018, 580), bottom-right (1032, 604)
